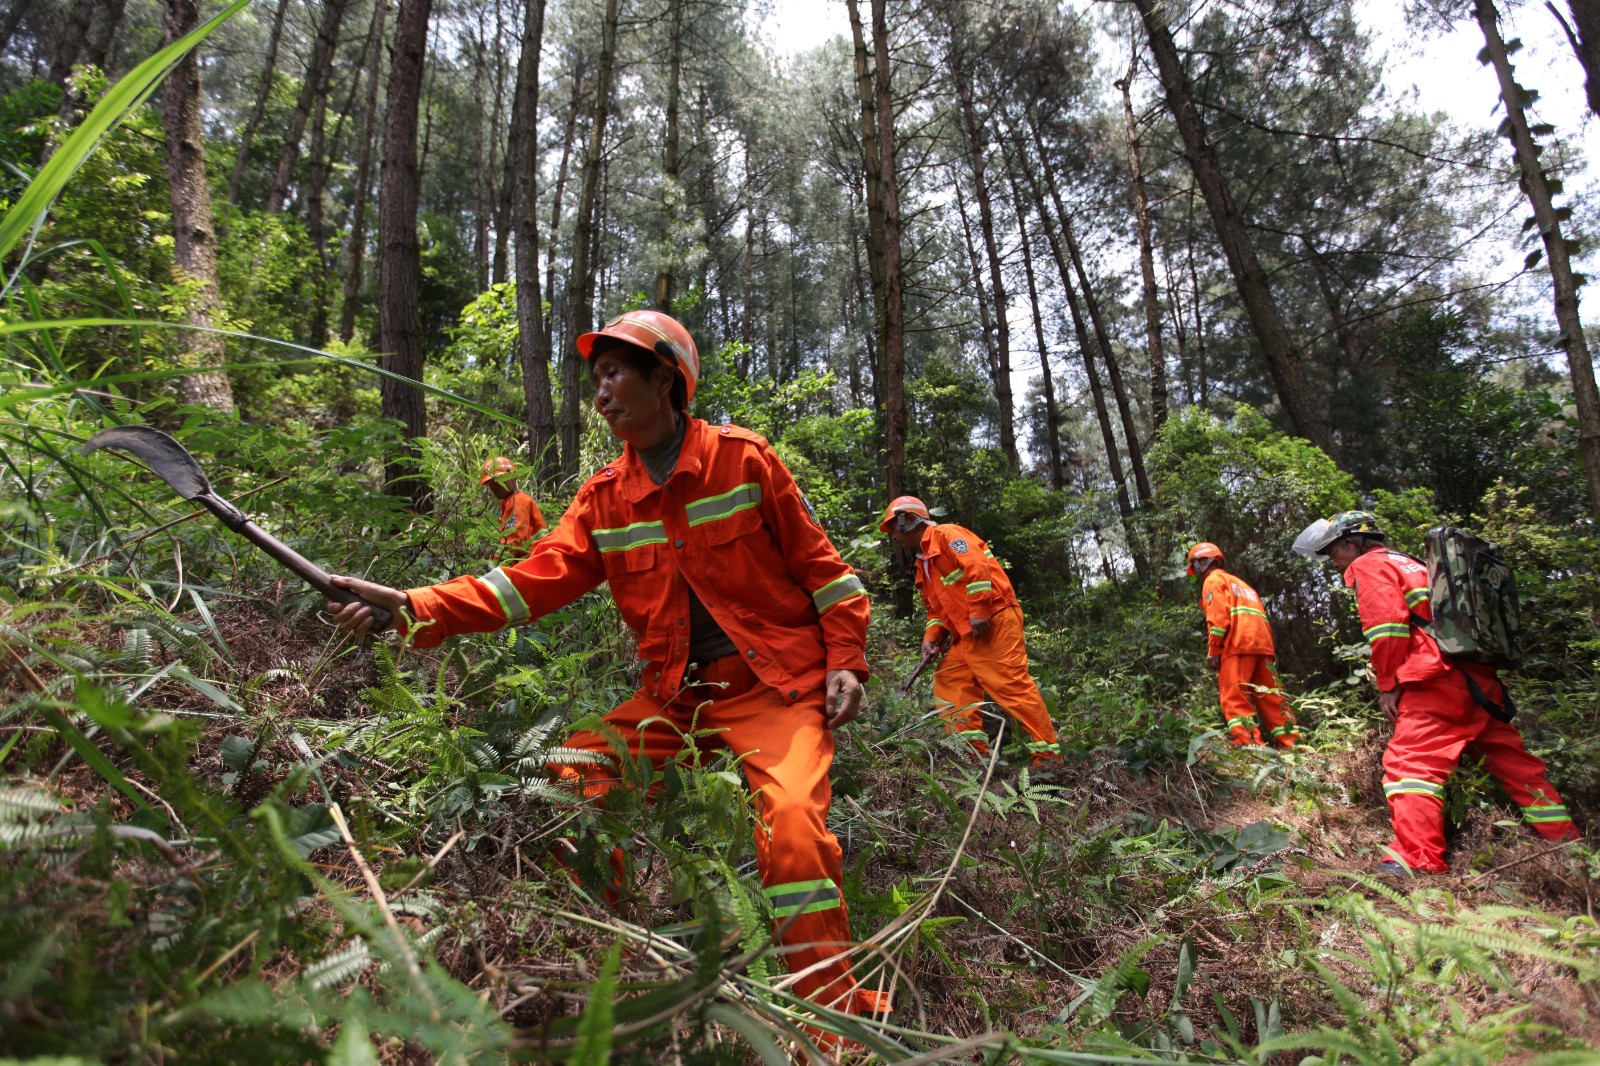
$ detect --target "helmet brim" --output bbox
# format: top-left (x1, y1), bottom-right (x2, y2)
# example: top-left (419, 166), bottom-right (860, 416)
top-left (1292, 519), bottom-right (1337, 559)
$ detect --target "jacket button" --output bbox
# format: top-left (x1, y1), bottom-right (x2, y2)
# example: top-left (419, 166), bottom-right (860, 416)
top-left (789, 689), bottom-right (798, 700)
top-left (678, 618), bottom-right (685, 626)
top-left (746, 649), bottom-right (756, 659)
top-left (674, 538), bottom-right (684, 548)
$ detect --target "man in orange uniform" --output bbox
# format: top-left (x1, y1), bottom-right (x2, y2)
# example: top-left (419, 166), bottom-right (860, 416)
top-left (1297, 511), bottom-right (1579, 874)
top-left (328, 310), bottom-right (886, 1016)
top-left (881, 496), bottom-right (1061, 766)
top-left (479, 456), bottom-right (547, 558)
top-left (1186, 542), bottom-right (1298, 749)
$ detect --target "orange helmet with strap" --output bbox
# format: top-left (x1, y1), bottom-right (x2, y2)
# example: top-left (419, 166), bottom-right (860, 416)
top-left (577, 310), bottom-right (700, 405)
top-left (879, 495), bottom-right (932, 533)
top-left (480, 456), bottom-right (516, 485)
top-left (1186, 541), bottom-right (1224, 576)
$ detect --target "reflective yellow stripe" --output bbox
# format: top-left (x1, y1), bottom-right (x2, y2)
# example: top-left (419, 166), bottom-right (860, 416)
top-left (765, 878), bottom-right (842, 918)
top-left (475, 568), bottom-right (530, 626)
top-left (685, 482), bottom-right (763, 527)
top-left (1364, 622), bottom-right (1411, 641)
top-left (1209, 626), bottom-right (1228, 637)
top-left (1523, 804), bottom-right (1572, 823)
top-left (1230, 606), bottom-right (1268, 620)
top-left (1383, 778), bottom-right (1444, 799)
top-left (967, 581), bottom-right (993, 594)
top-left (1405, 588), bottom-right (1430, 607)
top-left (812, 573), bottom-right (867, 613)
top-left (941, 568), bottom-right (965, 585)
top-left (592, 520), bottom-right (668, 553)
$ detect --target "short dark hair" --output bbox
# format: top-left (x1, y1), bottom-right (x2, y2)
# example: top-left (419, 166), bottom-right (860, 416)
top-left (588, 338), bottom-right (687, 413)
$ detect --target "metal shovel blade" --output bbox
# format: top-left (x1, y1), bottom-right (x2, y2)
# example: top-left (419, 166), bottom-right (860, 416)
top-left (81, 425), bottom-right (213, 501)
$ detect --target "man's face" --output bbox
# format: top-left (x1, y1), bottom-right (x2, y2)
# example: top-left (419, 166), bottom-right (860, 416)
top-left (591, 348), bottom-right (670, 441)
top-left (485, 479), bottom-right (513, 501)
top-left (887, 516), bottom-right (924, 551)
top-left (1325, 539), bottom-right (1362, 574)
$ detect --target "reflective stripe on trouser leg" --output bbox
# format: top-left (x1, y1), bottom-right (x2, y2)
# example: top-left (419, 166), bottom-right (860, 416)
top-left (1215, 654), bottom-right (1264, 745)
top-left (1249, 657), bottom-right (1298, 749)
top-left (960, 606), bottom-right (1060, 761)
top-left (1470, 715), bottom-right (1582, 842)
top-left (1381, 681), bottom-right (1478, 872)
top-left (932, 647), bottom-right (992, 759)
top-left (708, 670), bottom-right (864, 1010)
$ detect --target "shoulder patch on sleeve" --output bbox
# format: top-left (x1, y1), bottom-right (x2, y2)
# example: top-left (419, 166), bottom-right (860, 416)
top-left (950, 537), bottom-right (969, 554)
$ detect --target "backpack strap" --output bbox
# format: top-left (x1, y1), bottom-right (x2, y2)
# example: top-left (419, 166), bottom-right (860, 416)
top-left (1407, 610), bottom-right (1515, 723)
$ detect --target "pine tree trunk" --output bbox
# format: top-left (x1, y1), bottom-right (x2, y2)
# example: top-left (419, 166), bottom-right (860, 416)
top-left (945, 5), bottom-right (1017, 472)
top-left (339, 0), bottom-right (386, 344)
top-left (84, 0), bottom-right (127, 71)
top-left (561, 0), bottom-right (620, 476)
top-left (1119, 67), bottom-right (1169, 429)
top-left (1478, 0), bottom-right (1600, 521)
top-left (653, 0), bottom-right (682, 310)
top-left (1003, 159), bottom-right (1064, 490)
top-left (1561, 0), bottom-right (1600, 119)
top-left (161, 0), bottom-right (234, 413)
top-left (378, 0), bottom-right (433, 509)
top-left (229, 0), bottom-right (290, 206)
top-left (954, 179), bottom-right (1000, 388)
top-left (543, 63), bottom-right (583, 370)
top-left (305, 67), bottom-right (331, 348)
top-left (1132, 0), bottom-right (1334, 457)
top-left (267, 0), bottom-right (351, 214)
top-left (871, 0), bottom-right (906, 503)
top-left (509, 0), bottom-right (556, 482)
top-left (48, 0), bottom-right (95, 88)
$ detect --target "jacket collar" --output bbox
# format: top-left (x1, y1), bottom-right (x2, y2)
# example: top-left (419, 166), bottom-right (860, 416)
top-left (616, 416), bottom-right (706, 504)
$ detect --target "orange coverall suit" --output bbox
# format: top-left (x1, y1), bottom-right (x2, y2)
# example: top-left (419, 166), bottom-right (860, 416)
top-left (1347, 546), bottom-right (1578, 872)
top-left (497, 489), bottom-right (547, 555)
top-left (404, 419), bottom-right (879, 1012)
top-left (915, 524), bottom-right (1061, 764)
top-left (1201, 568), bottom-right (1298, 748)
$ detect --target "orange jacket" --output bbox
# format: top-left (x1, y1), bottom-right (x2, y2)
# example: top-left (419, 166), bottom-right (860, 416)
top-left (914, 523), bottom-right (1020, 644)
top-left (1344, 546), bottom-right (1501, 699)
top-left (1201, 567), bottom-right (1275, 657)
top-left (405, 419), bottom-right (870, 703)
top-left (498, 490), bottom-right (547, 550)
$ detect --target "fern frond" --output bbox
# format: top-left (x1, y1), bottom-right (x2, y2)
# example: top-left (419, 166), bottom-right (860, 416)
top-left (303, 939), bottom-right (372, 991)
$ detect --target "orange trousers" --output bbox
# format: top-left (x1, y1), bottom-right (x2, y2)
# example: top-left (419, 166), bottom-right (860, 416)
top-left (932, 606), bottom-right (1061, 763)
top-left (1217, 654), bottom-right (1298, 749)
top-left (556, 655), bottom-right (880, 1014)
top-left (1382, 675), bottom-right (1577, 872)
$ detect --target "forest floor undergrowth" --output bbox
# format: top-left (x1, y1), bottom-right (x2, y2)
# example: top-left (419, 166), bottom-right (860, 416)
top-left (5, 589), bottom-right (1600, 1064)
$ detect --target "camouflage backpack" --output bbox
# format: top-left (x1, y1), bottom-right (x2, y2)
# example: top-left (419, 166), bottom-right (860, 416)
top-left (1422, 526), bottom-right (1523, 670)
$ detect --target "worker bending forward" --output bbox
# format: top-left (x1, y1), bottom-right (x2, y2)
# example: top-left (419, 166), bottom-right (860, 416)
top-left (1186, 542), bottom-right (1298, 749)
top-left (882, 497), bottom-right (1061, 765)
top-left (1298, 511), bottom-right (1578, 874)
top-left (328, 310), bottom-right (885, 1015)
top-left (480, 455), bottom-right (547, 558)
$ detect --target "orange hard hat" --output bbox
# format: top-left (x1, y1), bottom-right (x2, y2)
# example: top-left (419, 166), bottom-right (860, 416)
top-left (879, 495), bottom-right (932, 532)
top-left (480, 456), bottom-right (516, 485)
top-left (1186, 541), bottom-right (1224, 575)
top-left (577, 310), bottom-right (700, 405)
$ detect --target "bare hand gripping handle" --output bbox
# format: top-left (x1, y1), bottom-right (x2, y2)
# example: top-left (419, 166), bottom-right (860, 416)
top-left (81, 426), bottom-right (394, 632)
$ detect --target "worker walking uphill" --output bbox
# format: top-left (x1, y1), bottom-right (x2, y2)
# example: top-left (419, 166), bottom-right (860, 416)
top-left (1186, 543), bottom-right (1299, 749)
top-left (327, 310), bottom-right (887, 1016)
top-left (882, 497), bottom-right (1062, 766)
top-left (480, 456), bottom-right (547, 558)
top-left (1295, 511), bottom-right (1579, 874)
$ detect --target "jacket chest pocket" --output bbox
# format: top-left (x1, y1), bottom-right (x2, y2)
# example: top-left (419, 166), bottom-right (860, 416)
top-left (688, 494), bottom-right (765, 548)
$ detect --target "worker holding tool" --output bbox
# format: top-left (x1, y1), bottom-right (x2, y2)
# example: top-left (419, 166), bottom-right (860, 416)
top-left (881, 497), bottom-right (1061, 766)
top-left (479, 455), bottom-right (546, 558)
top-left (325, 310), bottom-right (887, 1019)
top-left (1185, 542), bottom-right (1299, 749)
